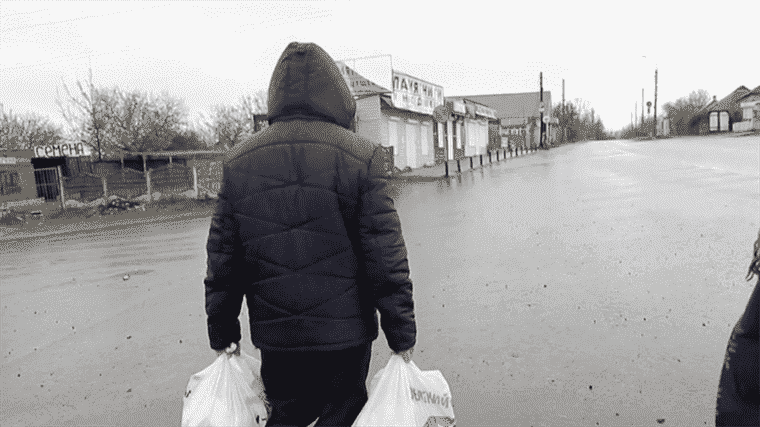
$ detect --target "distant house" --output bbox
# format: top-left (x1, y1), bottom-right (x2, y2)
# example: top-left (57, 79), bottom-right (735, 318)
top-left (733, 85), bottom-right (760, 132)
top-left (707, 86), bottom-right (750, 132)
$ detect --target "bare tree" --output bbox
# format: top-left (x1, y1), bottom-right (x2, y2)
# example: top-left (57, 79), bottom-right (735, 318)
top-left (206, 90), bottom-right (267, 148)
top-left (56, 68), bottom-right (113, 161)
top-left (167, 125), bottom-right (210, 151)
top-left (106, 90), bottom-right (187, 153)
top-left (241, 89), bottom-right (268, 121)
top-left (661, 89), bottom-right (711, 136)
top-left (1, 103), bottom-right (63, 150)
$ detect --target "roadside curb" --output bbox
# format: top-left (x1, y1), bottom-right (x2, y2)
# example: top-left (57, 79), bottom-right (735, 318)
top-left (0, 209), bottom-right (214, 241)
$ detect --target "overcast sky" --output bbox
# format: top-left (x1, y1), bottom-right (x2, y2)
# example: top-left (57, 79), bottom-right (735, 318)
top-left (2, 1), bottom-right (758, 132)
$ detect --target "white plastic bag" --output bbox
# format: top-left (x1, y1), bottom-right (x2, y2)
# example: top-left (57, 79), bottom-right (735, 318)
top-left (353, 355), bottom-right (456, 427)
top-left (181, 347), bottom-right (269, 427)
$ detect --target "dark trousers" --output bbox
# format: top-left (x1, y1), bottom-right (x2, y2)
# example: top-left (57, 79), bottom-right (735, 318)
top-left (260, 342), bottom-right (372, 427)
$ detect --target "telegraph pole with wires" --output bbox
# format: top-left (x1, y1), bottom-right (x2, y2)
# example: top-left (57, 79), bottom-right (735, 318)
top-left (641, 88), bottom-right (645, 137)
top-left (653, 68), bottom-right (658, 138)
top-left (562, 79), bottom-right (566, 144)
top-left (539, 72), bottom-right (545, 149)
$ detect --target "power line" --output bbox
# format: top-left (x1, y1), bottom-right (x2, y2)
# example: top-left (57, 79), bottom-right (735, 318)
top-left (0, 3), bottom-right (172, 34)
top-left (0, 8), bottom-right (48, 19)
top-left (0, 47), bottom-right (139, 71)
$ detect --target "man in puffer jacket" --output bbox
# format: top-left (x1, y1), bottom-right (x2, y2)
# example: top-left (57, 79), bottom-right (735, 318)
top-left (715, 229), bottom-right (759, 426)
top-left (204, 42), bottom-right (416, 426)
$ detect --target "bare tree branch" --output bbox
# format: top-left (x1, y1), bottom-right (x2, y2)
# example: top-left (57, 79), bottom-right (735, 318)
top-left (1, 103), bottom-right (63, 150)
top-left (206, 90), bottom-right (267, 148)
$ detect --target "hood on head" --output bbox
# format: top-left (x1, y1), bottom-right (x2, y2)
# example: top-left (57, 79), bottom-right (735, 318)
top-left (267, 42), bottom-right (356, 129)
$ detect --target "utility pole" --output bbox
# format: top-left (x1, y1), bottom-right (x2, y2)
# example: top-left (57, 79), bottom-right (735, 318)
top-left (635, 101), bottom-right (638, 136)
top-left (539, 72), bottom-right (544, 149)
top-left (641, 88), bottom-right (645, 137)
top-left (562, 79), bottom-right (566, 144)
top-left (653, 68), bottom-right (658, 138)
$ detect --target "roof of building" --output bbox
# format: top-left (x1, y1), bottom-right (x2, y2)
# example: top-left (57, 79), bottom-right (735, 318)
top-left (708, 86), bottom-right (751, 113)
top-left (696, 97), bottom-right (719, 115)
top-left (738, 85), bottom-right (760, 100)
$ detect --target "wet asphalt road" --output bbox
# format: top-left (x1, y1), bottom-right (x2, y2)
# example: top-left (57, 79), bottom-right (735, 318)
top-left (1, 135), bottom-right (758, 426)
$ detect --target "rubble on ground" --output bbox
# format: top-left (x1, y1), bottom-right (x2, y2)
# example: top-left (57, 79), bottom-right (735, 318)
top-left (97, 196), bottom-right (146, 215)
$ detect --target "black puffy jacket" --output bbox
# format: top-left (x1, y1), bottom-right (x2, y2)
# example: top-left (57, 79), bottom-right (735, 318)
top-left (715, 234), bottom-right (760, 426)
top-left (204, 42), bottom-right (416, 353)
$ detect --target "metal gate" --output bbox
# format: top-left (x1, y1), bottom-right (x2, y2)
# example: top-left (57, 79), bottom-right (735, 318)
top-left (34, 167), bottom-right (60, 201)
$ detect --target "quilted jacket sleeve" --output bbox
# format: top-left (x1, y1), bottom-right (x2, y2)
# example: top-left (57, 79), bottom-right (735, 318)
top-left (204, 163), bottom-right (244, 351)
top-left (357, 147), bottom-right (416, 353)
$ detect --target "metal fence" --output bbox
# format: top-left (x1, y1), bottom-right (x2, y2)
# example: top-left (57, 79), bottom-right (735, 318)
top-left (149, 164), bottom-right (194, 196)
top-left (60, 163), bottom-right (221, 204)
top-left (63, 173), bottom-right (106, 202)
top-left (34, 167), bottom-right (60, 201)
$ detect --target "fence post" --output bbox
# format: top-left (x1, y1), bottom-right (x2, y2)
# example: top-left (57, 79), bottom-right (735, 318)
top-left (480, 154), bottom-right (483, 166)
top-left (445, 161), bottom-right (449, 177)
top-left (470, 156), bottom-right (473, 169)
top-left (57, 165), bottom-right (66, 210)
top-left (192, 165), bottom-right (199, 199)
top-left (457, 159), bottom-right (461, 173)
top-left (146, 169), bottom-right (152, 202)
top-left (489, 151), bottom-right (492, 163)
top-left (102, 176), bottom-right (108, 199)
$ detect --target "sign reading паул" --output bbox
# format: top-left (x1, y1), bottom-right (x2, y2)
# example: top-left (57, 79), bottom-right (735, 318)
top-left (391, 71), bottom-right (444, 115)
top-left (34, 143), bottom-right (93, 158)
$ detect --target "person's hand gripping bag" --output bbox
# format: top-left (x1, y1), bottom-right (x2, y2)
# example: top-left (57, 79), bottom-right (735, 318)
top-left (181, 343), bottom-right (269, 427)
top-left (353, 354), bottom-right (456, 427)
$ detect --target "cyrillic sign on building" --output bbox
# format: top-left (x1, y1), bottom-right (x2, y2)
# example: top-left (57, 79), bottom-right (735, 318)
top-left (335, 61), bottom-right (391, 98)
top-left (33, 143), bottom-right (93, 158)
top-left (475, 104), bottom-right (498, 120)
top-left (391, 71), bottom-right (444, 115)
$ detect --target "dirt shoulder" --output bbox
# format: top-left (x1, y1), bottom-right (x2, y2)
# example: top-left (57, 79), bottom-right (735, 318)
top-left (0, 199), bottom-right (216, 241)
